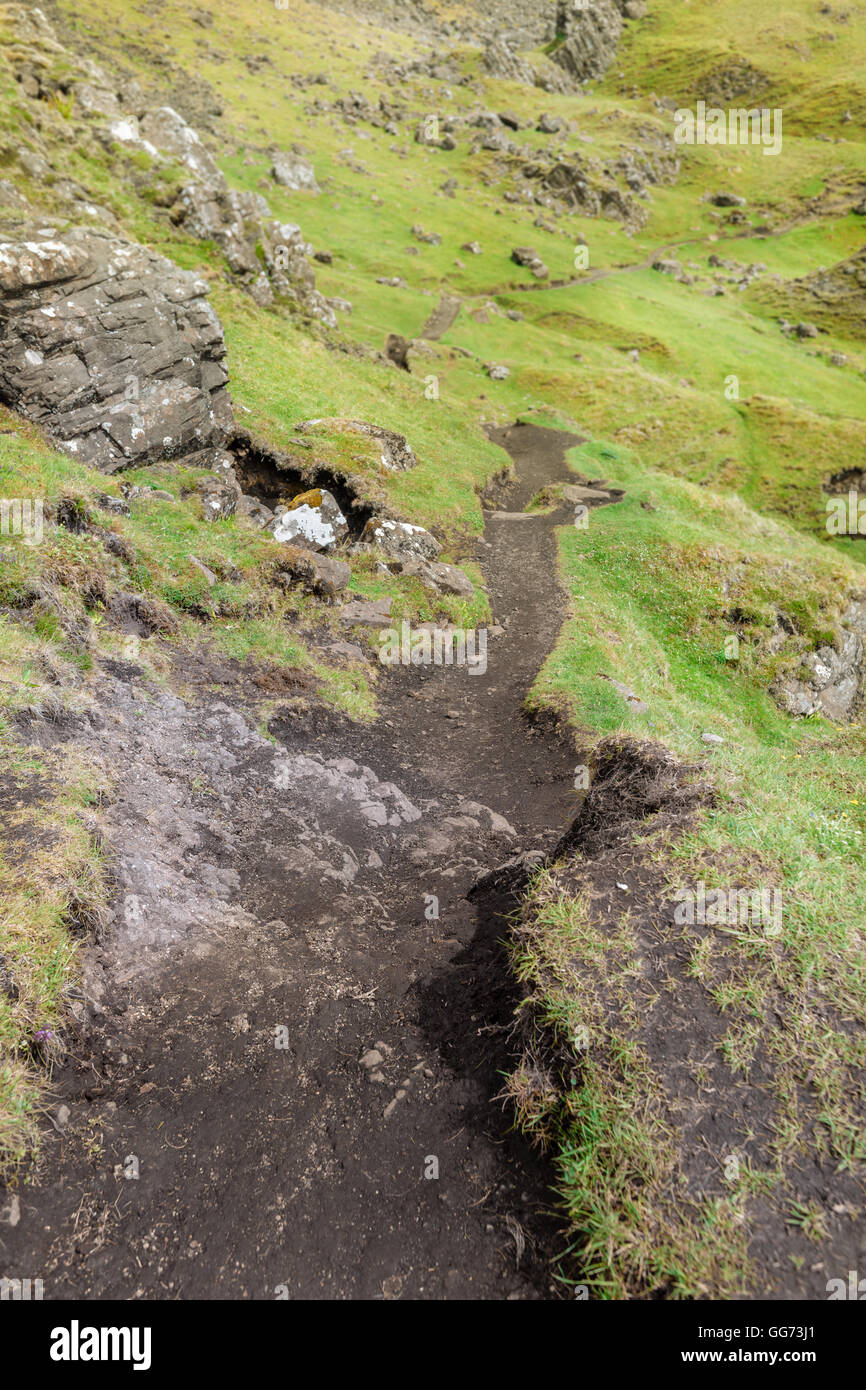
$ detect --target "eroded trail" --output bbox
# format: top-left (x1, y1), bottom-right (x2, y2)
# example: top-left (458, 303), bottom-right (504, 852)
top-left (1, 424), bottom-right (618, 1301)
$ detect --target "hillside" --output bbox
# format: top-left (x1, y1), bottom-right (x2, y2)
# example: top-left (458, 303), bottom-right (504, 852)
top-left (1, 0), bottom-right (865, 1308)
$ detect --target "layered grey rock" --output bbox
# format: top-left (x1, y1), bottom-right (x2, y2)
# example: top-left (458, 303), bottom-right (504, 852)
top-left (0, 227), bottom-right (233, 471)
top-left (550, 0), bottom-right (631, 86)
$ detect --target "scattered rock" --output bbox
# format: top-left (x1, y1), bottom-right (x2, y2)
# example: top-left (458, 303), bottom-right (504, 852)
top-left (339, 597), bottom-right (393, 627)
top-left (271, 151), bottom-right (320, 192)
top-left (511, 246), bottom-right (549, 279)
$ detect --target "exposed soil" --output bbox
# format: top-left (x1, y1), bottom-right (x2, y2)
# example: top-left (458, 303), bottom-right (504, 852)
top-left (0, 424), bottom-right (620, 1301)
top-left (228, 431), bottom-right (378, 538)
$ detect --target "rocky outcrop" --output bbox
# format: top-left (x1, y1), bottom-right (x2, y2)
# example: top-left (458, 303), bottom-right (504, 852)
top-left (776, 248), bottom-right (866, 343)
top-left (775, 598), bottom-right (866, 722)
top-left (482, 39), bottom-right (576, 94)
top-left (522, 140), bottom-right (678, 227)
top-left (551, 0), bottom-right (624, 85)
top-left (0, 5), bottom-right (335, 324)
top-left (0, 227), bottom-right (233, 471)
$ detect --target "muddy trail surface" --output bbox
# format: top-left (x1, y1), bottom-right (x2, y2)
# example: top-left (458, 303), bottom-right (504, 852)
top-left (1, 424), bottom-right (620, 1301)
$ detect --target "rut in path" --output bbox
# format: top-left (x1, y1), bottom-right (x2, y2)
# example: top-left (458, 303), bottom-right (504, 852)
top-left (0, 424), bottom-right (620, 1301)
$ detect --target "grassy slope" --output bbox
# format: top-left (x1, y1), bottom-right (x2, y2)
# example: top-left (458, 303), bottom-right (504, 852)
top-left (0, 0), bottom-right (863, 1293)
top-left (515, 2), bottom-right (866, 1295)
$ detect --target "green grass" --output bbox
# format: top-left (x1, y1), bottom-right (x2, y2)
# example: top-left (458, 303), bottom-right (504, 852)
top-left (518, 434), bottom-right (866, 1294)
top-left (1, 0), bottom-right (866, 1278)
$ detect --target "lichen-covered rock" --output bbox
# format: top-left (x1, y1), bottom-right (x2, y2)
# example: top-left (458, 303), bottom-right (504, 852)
top-left (269, 488), bottom-right (349, 551)
top-left (359, 516), bottom-right (440, 560)
top-left (138, 107), bottom-right (222, 181)
top-left (0, 226), bottom-right (233, 472)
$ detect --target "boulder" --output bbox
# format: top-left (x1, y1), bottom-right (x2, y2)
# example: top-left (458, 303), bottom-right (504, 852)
top-left (0, 227), bottom-right (232, 472)
top-left (385, 333), bottom-right (412, 371)
top-left (273, 544), bottom-right (350, 597)
top-left (271, 152), bottom-right (320, 193)
top-left (511, 246), bottom-right (549, 278)
top-left (269, 488), bottom-right (349, 551)
top-left (235, 494), bottom-right (275, 528)
top-left (359, 516), bottom-right (440, 560)
top-left (652, 256), bottom-right (684, 276)
top-left (400, 557), bottom-right (474, 598)
top-left (339, 597), bottom-right (393, 627)
top-left (708, 191), bottom-right (747, 208)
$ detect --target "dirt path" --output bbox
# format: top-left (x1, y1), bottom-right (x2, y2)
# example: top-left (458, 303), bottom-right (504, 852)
top-left (0, 425), bottom-right (619, 1301)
